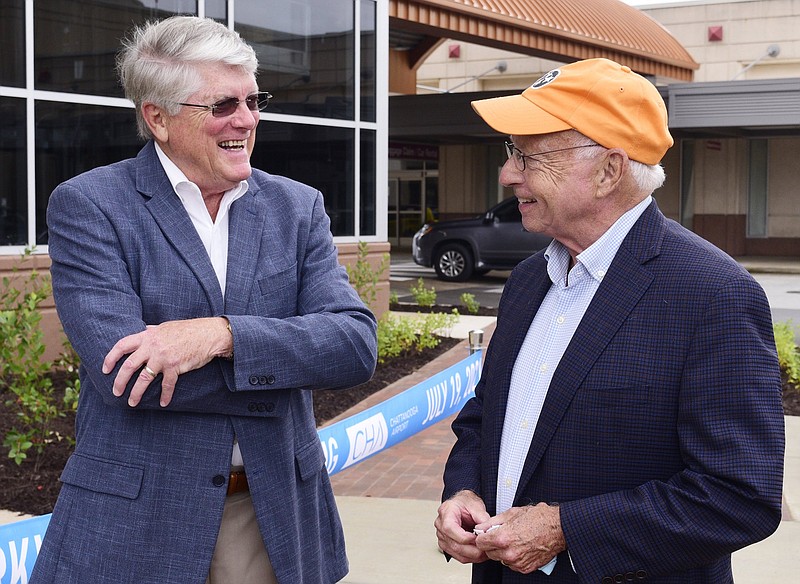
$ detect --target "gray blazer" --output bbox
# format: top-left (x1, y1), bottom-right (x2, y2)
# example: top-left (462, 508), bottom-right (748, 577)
top-left (32, 141), bottom-right (377, 584)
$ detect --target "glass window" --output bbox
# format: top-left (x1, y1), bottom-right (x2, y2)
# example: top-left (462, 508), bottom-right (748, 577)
top-left (35, 102), bottom-right (142, 244)
top-left (236, 0), bottom-right (355, 120)
top-left (1, 0), bottom-right (25, 87)
top-left (252, 122), bottom-right (354, 236)
top-left (0, 98), bottom-right (27, 245)
top-left (360, 130), bottom-right (376, 235)
top-left (204, 0), bottom-right (226, 21)
top-left (360, 0), bottom-right (376, 122)
top-left (34, 0), bottom-right (197, 96)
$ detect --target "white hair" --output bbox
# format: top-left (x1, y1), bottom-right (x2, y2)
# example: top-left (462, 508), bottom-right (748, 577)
top-left (570, 132), bottom-right (666, 193)
top-left (117, 16), bottom-right (258, 139)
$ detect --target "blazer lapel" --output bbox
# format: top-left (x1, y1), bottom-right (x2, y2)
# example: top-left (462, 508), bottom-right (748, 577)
top-left (223, 182), bottom-right (268, 315)
top-left (135, 142), bottom-right (225, 314)
top-left (513, 202), bottom-right (665, 500)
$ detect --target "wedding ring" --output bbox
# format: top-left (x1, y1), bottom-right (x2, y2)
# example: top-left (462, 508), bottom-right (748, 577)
top-left (501, 560), bottom-right (508, 567)
top-left (143, 365), bottom-right (158, 378)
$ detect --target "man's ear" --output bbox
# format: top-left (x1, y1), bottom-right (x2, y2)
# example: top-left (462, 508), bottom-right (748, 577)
top-left (595, 149), bottom-right (627, 198)
top-left (141, 102), bottom-right (169, 143)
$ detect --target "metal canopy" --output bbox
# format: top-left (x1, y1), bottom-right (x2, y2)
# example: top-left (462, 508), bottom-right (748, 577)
top-left (389, 0), bottom-right (698, 82)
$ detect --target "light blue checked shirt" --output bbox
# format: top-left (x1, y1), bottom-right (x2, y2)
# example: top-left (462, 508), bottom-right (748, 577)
top-left (495, 196), bottom-right (653, 575)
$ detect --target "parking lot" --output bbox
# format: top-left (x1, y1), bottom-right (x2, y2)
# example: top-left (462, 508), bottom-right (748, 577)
top-left (390, 249), bottom-right (510, 310)
top-left (389, 249), bottom-right (800, 343)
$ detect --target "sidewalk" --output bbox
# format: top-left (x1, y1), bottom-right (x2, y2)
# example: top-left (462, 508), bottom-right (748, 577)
top-left (332, 312), bottom-right (800, 583)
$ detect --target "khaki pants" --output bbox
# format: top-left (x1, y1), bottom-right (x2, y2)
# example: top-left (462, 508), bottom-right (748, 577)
top-left (205, 491), bottom-right (277, 584)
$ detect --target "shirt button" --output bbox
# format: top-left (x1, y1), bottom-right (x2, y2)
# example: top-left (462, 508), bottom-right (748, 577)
top-left (597, 269), bottom-right (606, 278)
top-left (505, 478), bottom-right (512, 487)
top-left (521, 419), bottom-right (528, 429)
top-left (540, 363), bottom-right (548, 372)
top-left (557, 315), bottom-right (565, 324)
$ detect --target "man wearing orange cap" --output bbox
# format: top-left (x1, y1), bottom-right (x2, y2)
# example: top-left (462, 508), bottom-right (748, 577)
top-left (435, 59), bottom-right (784, 583)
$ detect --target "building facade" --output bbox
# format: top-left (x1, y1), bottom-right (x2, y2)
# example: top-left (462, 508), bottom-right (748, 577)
top-left (0, 0), bottom-right (389, 357)
top-left (407, 0), bottom-right (800, 256)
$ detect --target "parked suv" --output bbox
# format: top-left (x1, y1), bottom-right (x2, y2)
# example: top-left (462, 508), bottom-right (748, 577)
top-left (412, 197), bottom-right (551, 281)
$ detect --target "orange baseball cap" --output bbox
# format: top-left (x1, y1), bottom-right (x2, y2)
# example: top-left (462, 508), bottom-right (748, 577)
top-left (471, 58), bottom-right (673, 165)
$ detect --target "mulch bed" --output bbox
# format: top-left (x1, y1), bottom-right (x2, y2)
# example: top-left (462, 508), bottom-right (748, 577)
top-left (0, 337), bottom-right (461, 517)
top-left (1, 337), bottom-right (798, 518)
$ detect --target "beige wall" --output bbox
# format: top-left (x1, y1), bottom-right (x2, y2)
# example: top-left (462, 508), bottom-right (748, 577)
top-left (414, 1), bottom-right (800, 256)
top-left (1, 243), bottom-right (391, 365)
top-left (439, 145), bottom-right (491, 216)
top-left (768, 138), bottom-right (800, 238)
top-left (418, 1), bottom-right (800, 87)
top-left (643, 0), bottom-right (800, 83)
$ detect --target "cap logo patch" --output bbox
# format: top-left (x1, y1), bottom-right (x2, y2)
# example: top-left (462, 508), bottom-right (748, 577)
top-left (530, 69), bottom-right (560, 89)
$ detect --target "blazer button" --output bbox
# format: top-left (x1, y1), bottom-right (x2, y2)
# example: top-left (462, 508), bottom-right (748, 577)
top-left (258, 375), bottom-right (268, 385)
top-left (636, 571), bottom-right (647, 580)
top-left (266, 374), bottom-right (276, 385)
top-left (266, 403), bottom-right (275, 412)
top-left (248, 375), bottom-right (260, 386)
top-left (257, 402), bottom-right (266, 412)
top-left (614, 575), bottom-right (624, 583)
top-left (248, 402), bottom-right (257, 412)
top-left (602, 578), bottom-right (613, 584)
top-left (212, 474), bottom-right (225, 487)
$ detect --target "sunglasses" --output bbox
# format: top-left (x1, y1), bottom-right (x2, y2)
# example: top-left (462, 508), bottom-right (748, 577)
top-left (178, 91), bottom-right (273, 118)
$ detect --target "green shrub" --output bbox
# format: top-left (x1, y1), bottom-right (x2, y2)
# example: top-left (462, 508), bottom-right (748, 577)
top-left (410, 277), bottom-right (436, 308)
top-left (1, 249), bottom-right (61, 466)
top-left (460, 292), bottom-right (480, 315)
top-left (774, 321), bottom-right (800, 388)
top-left (346, 241), bottom-right (389, 312)
top-left (376, 311), bottom-right (459, 364)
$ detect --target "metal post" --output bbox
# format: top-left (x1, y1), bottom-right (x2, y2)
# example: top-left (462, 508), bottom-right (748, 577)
top-left (468, 329), bottom-right (484, 355)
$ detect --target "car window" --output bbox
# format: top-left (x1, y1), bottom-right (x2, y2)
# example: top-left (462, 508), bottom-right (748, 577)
top-left (494, 201), bottom-right (522, 223)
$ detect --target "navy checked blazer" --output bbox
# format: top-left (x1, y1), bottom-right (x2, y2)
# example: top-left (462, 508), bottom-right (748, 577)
top-left (32, 141), bottom-right (377, 584)
top-left (442, 201), bottom-right (784, 583)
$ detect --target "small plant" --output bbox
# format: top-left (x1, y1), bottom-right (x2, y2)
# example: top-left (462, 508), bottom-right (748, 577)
top-left (376, 310), bottom-right (459, 363)
top-left (388, 290), bottom-right (399, 305)
top-left (346, 241), bottom-right (389, 312)
top-left (774, 320), bottom-right (800, 388)
top-left (460, 292), bottom-right (480, 315)
top-left (410, 277), bottom-right (437, 308)
top-left (0, 248), bottom-right (62, 467)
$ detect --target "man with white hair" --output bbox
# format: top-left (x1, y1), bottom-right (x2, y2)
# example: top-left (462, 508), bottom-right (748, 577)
top-left (435, 58), bottom-right (784, 583)
top-left (33, 16), bottom-right (376, 584)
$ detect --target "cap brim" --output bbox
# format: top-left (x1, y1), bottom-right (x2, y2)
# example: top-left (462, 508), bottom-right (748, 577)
top-left (471, 94), bottom-right (572, 136)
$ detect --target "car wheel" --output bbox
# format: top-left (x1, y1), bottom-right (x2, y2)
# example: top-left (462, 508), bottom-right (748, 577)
top-left (434, 243), bottom-right (474, 282)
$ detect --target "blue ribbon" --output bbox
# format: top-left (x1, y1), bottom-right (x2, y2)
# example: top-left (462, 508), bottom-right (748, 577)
top-left (0, 350), bottom-right (482, 583)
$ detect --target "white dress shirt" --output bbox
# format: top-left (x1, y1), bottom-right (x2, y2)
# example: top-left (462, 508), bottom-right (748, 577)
top-left (154, 143), bottom-right (248, 466)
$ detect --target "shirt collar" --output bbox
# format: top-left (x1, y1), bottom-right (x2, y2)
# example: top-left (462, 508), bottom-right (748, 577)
top-left (545, 195), bottom-right (653, 285)
top-left (153, 142), bottom-right (249, 203)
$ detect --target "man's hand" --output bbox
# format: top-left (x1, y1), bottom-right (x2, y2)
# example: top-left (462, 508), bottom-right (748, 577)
top-left (473, 503), bottom-right (566, 574)
top-left (102, 317), bottom-right (233, 407)
top-left (434, 490), bottom-right (491, 564)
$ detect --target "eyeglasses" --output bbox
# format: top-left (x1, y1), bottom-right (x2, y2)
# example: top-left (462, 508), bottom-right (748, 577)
top-left (504, 140), bottom-right (602, 171)
top-left (178, 91), bottom-right (273, 118)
